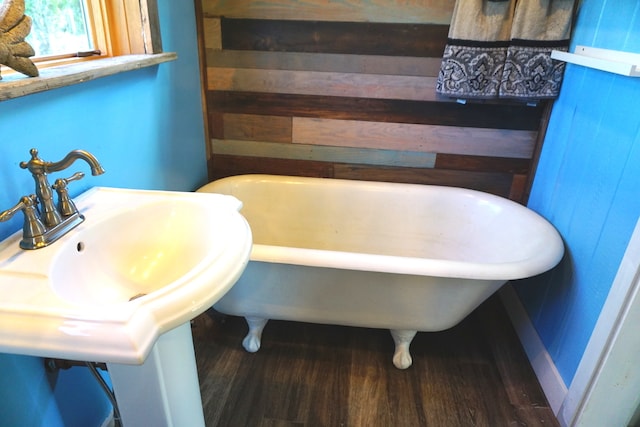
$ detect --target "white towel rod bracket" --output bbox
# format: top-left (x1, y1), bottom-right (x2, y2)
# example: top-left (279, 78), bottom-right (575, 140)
top-left (551, 45), bottom-right (640, 77)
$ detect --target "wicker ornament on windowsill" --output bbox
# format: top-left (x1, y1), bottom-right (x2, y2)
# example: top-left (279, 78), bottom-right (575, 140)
top-left (0, 0), bottom-right (39, 80)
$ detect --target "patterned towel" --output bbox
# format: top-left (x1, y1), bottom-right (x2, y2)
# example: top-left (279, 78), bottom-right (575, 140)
top-left (437, 0), bottom-right (575, 101)
top-left (500, 0), bottom-right (574, 99)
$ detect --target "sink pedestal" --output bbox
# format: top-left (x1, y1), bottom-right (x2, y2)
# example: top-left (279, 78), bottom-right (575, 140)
top-left (107, 322), bottom-right (205, 427)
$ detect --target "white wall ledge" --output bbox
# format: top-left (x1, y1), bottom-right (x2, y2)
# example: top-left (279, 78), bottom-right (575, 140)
top-left (0, 52), bottom-right (177, 102)
top-left (552, 45), bottom-right (640, 77)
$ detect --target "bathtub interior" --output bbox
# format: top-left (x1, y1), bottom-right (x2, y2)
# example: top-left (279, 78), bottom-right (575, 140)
top-left (202, 175), bottom-right (562, 269)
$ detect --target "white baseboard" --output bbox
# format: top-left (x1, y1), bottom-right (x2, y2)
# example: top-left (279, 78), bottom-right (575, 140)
top-left (499, 285), bottom-right (568, 416)
top-left (99, 410), bottom-right (115, 427)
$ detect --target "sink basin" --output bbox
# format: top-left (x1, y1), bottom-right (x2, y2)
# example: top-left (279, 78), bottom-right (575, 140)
top-left (0, 187), bottom-right (252, 363)
top-left (51, 197), bottom-right (232, 306)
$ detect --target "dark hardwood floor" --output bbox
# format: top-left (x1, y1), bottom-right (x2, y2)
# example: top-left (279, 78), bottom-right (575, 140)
top-left (192, 295), bottom-right (559, 427)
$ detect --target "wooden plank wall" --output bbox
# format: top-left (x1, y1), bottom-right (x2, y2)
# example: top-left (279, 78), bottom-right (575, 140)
top-left (196, 0), bottom-right (549, 203)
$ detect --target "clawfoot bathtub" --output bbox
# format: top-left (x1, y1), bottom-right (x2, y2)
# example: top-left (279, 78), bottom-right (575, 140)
top-left (198, 175), bottom-right (564, 369)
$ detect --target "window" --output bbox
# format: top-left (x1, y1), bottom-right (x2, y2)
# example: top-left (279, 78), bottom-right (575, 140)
top-left (26, 0), bottom-right (93, 59)
top-left (1, 0), bottom-right (170, 101)
top-left (24, 0), bottom-right (162, 66)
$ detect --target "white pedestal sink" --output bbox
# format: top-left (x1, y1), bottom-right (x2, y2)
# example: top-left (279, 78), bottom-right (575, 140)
top-left (0, 187), bottom-right (253, 427)
top-left (108, 323), bottom-right (205, 427)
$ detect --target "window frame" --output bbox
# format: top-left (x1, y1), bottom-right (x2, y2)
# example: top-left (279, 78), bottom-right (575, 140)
top-left (86, 0), bottom-right (162, 57)
top-left (28, 0), bottom-right (163, 70)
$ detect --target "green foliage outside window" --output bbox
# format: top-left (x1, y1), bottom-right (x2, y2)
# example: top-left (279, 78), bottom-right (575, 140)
top-left (25, 0), bottom-right (92, 56)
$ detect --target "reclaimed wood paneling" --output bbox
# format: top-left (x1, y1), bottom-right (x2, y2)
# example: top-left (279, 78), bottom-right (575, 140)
top-left (292, 118), bottom-right (536, 158)
top-left (206, 48), bottom-right (443, 77)
top-left (196, 0), bottom-right (549, 203)
top-left (210, 92), bottom-right (544, 130)
top-left (333, 164), bottom-right (515, 196)
top-left (202, 0), bottom-right (455, 25)
top-left (221, 18), bottom-right (449, 57)
top-left (210, 154), bottom-right (515, 197)
top-left (435, 154), bottom-right (530, 174)
top-left (208, 68), bottom-right (440, 101)
top-left (211, 154), bottom-right (334, 179)
top-left (212, 139), bottom-right (437, 168)
top-left (203, 17), bottom-right (221, 50)
top-left (508, 174), bottom-right (529, 202)
top-left (223, 113), bottom-right (292, 143)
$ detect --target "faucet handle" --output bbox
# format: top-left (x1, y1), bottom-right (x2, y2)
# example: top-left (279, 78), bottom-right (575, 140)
top-left (53, 172), bottom-right (85, 217)
top-left (54, 171), bottom-right (85, 186)
top-left (0, 195), bottom-right (35, 222)
top-left (19, 148), bottom-right (45, 172)
top-left (0, 195), bottom-right (47, 245)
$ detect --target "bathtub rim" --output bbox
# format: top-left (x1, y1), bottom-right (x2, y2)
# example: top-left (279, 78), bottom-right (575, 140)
top-left (251, 243), bottom-right (561, 281)
top-left (200, 174), bottom-right (566, 281)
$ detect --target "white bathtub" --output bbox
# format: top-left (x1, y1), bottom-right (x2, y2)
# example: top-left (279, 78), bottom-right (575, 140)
top-left (197, 174), bottom-right (564, 368)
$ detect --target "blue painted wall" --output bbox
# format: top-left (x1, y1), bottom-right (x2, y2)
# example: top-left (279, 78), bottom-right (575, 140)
top-left (0, 1), bottom-right (206, 425)
top-left (518, 0), bottom-right (640, 385)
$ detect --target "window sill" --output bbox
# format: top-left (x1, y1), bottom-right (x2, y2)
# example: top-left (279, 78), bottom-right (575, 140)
top-left (0, 52), bottom-right (177, 102)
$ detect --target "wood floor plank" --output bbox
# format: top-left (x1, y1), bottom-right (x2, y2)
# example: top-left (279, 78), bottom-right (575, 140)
top-left (192, 314), bottom-right (252, 425)
top-left (346, 331), bottom-right (392, 426)
top-left (475, 298), bottom-right (561, 426)
top-left (193, 296), bottom-right (559, 427)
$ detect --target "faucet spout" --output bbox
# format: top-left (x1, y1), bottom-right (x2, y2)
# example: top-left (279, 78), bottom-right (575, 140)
top-left (19, 148), bottom-right (106, 176)
top-left (45, 150), bottom-right (106, 176)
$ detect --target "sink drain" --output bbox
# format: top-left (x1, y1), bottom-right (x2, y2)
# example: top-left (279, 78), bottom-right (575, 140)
top-left (129, 293), bottom-right (147, 301)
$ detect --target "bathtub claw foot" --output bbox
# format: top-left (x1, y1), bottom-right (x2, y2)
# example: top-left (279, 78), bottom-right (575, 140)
top-left (242, 317), bottom-right (269, 353)
top-left (390, 329), bottom-right (417, 369)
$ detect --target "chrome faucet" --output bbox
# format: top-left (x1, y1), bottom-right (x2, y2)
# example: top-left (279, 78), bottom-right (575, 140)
top-left (0, 148), bottom-right (105, 249)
